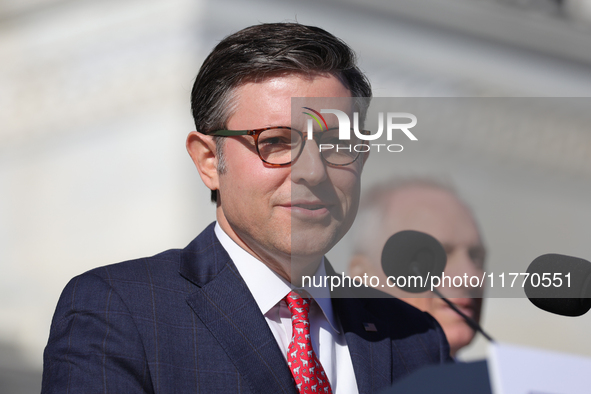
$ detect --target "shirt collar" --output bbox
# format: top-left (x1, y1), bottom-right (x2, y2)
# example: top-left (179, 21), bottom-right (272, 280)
top-left (214, 222), bottom-right (340, 333)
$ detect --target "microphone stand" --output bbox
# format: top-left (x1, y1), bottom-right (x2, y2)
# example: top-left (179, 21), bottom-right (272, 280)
top-left (431, 287), bottom-right (495, 343)
top-left (410, 264), bottom-right (495, 343)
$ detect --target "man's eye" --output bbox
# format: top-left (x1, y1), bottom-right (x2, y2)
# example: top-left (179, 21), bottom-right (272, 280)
top-left (321, 137), bottom-right (341, 145)
top-left (320, 134), bottom-right (349, 145)
top-left (259, 136), bottom-right (291, 146)
top-left (469, 247), bottom-right (486, 267)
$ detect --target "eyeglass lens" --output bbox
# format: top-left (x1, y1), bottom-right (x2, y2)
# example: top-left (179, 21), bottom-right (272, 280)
top-left (257, 127), bottom-right (362, 165)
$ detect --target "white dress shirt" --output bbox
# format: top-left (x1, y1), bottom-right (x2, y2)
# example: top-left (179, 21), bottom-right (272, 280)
top-left (215, 223), bottom-right (358, 394)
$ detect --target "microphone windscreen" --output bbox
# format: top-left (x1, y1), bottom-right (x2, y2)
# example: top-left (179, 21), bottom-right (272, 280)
top-left (524, 254), bottom-right (591, 317)
top-left (381, 230), bottom-right (447, 293)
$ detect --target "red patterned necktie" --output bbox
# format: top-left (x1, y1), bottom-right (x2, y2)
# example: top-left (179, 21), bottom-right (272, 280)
top-left (285, 291), bottom-right (333, 394)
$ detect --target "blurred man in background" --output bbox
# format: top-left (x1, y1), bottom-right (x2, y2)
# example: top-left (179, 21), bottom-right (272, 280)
top-left (349, 179), bottom-right (486, 357)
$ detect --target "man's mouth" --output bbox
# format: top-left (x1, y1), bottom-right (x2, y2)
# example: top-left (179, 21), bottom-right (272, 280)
top-left (445, 298), bottom-right (476, 318)
top-left (285, 200), bottom-right (332, 217)
top-left (293, 203), bottom-right (326, 210)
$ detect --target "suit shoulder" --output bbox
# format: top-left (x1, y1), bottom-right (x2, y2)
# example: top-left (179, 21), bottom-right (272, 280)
top-left (51, 248), bottom-right (184, 320)
top-left (81, 247), bottom-right (183, 286)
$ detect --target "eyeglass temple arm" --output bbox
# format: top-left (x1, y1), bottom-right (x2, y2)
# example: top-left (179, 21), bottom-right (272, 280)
top-left (209, 130), bottom-right (250, 136)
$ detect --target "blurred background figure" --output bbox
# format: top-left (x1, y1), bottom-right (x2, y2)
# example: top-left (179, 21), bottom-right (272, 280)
top-left (348, 179), bottom-right (486, 358)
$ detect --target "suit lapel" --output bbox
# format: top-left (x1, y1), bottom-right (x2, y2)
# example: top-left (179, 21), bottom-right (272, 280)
top-left (180, 224), bottom-right (297, 394)
top-left (332, 296), bottom-right (393, 394)
top-left (179, 226), bottom-right (394, 393)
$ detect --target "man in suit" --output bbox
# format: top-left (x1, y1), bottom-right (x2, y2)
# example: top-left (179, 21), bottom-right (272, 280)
top-left (42, 23), bottom-right (451, 393)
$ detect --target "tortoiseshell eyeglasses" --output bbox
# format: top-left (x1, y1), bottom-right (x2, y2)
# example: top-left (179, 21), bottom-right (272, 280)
top-left (207, 126), bottom-right (369, 167)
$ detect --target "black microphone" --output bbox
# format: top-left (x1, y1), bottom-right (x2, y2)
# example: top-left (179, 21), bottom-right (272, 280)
top-left (381, 230), bottom-right (494, 342)
top-left (524, 254), bottom-right (591, 317)
top-left (381, 230), bottom-right (447, 292)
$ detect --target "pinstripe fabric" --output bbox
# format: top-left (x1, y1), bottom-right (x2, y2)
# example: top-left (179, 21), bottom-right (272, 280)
top-left (42, 222), bottom-right (452, 393)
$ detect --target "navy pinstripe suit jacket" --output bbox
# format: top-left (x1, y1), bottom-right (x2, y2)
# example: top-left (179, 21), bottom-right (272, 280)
top-left (42, 222), bottom-right (452, 393)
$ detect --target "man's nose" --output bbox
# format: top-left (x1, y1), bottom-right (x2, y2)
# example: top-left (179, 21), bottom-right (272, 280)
top-left (291, 138), bottom-right (327, 186)
top-left (461, 251), bottom-right (484, 278)
top-left (445, 249), bottom-right (485, 296)
top-left (464, 250), bottom-right (485, 296)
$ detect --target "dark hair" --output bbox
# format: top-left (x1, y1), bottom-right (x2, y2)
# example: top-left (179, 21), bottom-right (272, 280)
top-left (190, 23), bottom-right (372, 202)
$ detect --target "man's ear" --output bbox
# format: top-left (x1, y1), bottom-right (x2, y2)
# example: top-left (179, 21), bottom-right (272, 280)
top-left (348, 254), bottom-right (372, 277)
top-left (186, 131), bottom-right (219, 193)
